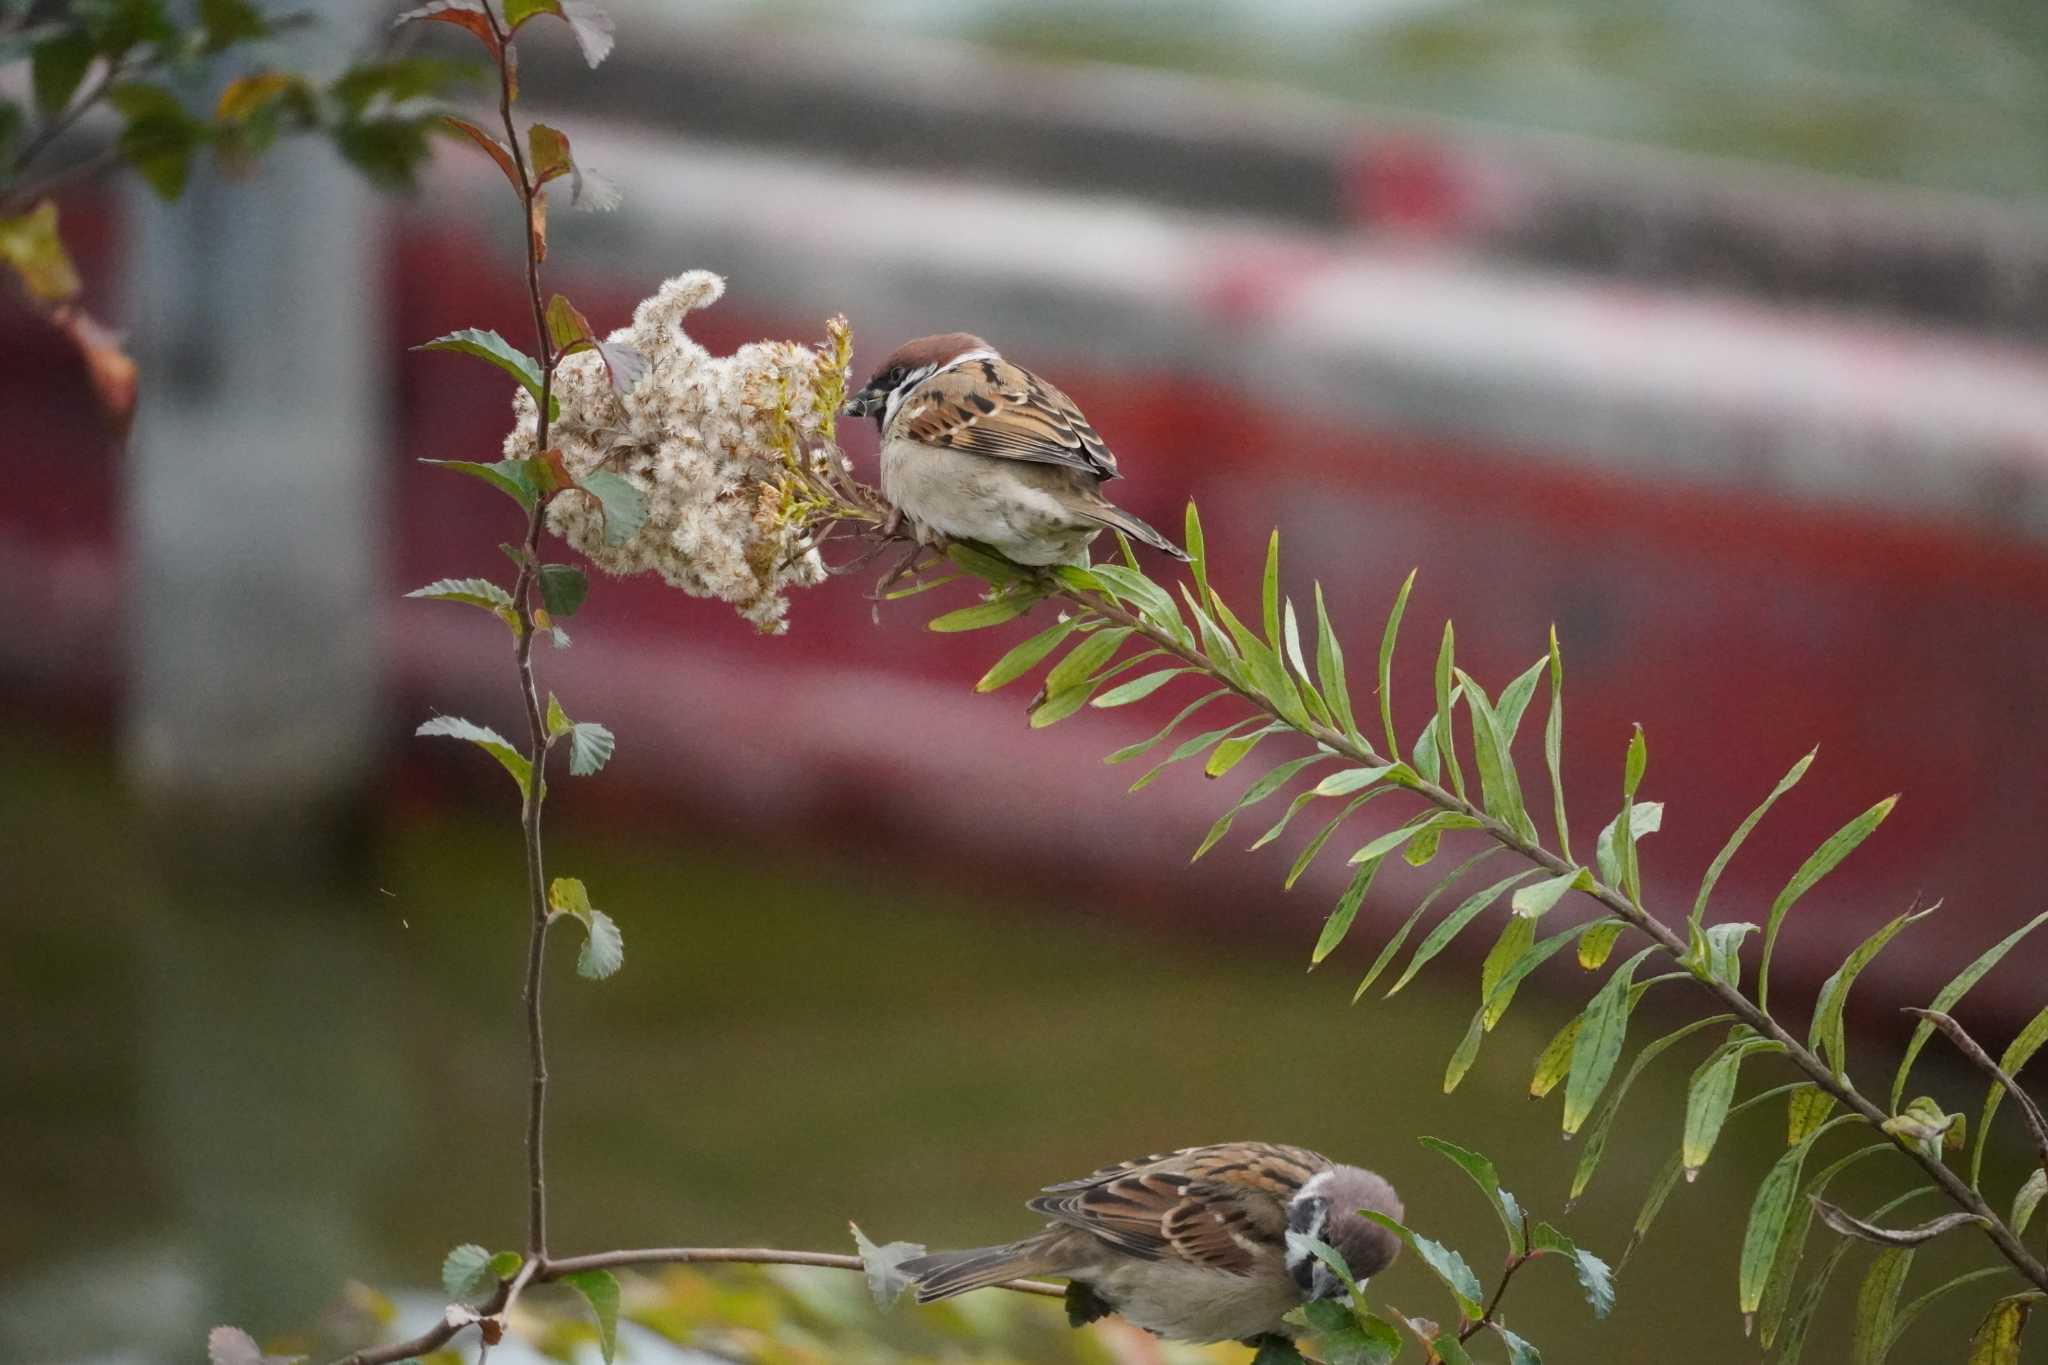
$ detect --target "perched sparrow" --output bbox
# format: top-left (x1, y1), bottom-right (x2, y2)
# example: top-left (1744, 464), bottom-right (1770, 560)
top-left (897, 1142), bottom-right (1402, 1345)
top-left (845, 333), bottom-right (1190, 567)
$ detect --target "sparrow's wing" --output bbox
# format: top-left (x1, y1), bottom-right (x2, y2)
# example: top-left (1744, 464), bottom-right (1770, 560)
top-left (1026, 1144), bottom-right (1330, 1275)
top-left (897, 356), bottom-right (1121, 480)
top-left (1027, 1174), bottom-right (1297, 1274)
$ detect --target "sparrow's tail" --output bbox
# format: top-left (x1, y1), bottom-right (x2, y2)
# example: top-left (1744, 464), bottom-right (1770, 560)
top-left (899, 1239), bottom-right (1058, 1302)
top-left (1082, 498), bottom-right (1193, 563)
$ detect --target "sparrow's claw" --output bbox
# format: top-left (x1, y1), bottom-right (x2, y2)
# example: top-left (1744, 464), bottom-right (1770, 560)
top-left (867, 542), bottom-right (929, 601)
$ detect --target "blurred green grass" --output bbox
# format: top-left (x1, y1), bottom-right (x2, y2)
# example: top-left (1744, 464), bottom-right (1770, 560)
top-left (3, 735), bottom-right (2037, 1362)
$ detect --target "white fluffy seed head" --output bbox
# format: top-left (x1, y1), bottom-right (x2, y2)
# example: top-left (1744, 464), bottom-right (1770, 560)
top-left (504, 271), bottom-right (848, 633)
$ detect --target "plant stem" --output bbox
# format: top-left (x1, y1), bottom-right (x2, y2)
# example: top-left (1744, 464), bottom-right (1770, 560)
top-left (1457, 1251), bottom-right (1530, 1343)
top-left (1053, 579), bottom-right (2048, 1294)
top-left (329, 1249), bottom-right (1063, 1365)
top-left (484, 2), bottom-right (559, 1263)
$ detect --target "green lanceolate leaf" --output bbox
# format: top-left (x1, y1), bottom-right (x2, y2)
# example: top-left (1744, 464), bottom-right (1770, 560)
top-left (1561, 947), bottom-right (1657, 1135)
top-left (1594, 801), bottom-right (1662, 889)
top-left (1621, 1147), bottom-right (1684, 1269)
top-left (1772, 1237), bottom-right (1851, 1365)
top-left (1351, 811), bottom-right (1481, 866)
top-left (1480, 914), bottom-right (1534, 1020)
top-left (1434, 621), bottom-right (1466, 799)
top-left (1311, 858), bottom-right (1381, 964)
top-left (1314, 763), bottom-right (1400, 797)
top-left (1810, 900), bottom-right (1938, 1077)
top-left (416, 715), bottom-right (532, 798)
top-left (1531, 1014), bottom-right (1580, 1100)
top-left (1849, 1246), bottom-right (1912, 1365)
top-left (1044, 626), bottom-right (1134, 694)
top-left (1261, 529), bottom-right (1282, 646)
top-left (1457, 668), bottom-right (1534, 840)
top-left (1512, 866), bottom-right (1589, 922)
top-left (1966, 1294), bottom-right (2039, 1365)
top-left (1132, 718), bottom-right (1260, 792)
top-left (1494, 656), bottom-right (1546, 750)
top-left (1288, 790), bottom-right (1394, 889)
top-left (1544, 625), bottom-right (1571, 860)
top-left (1759, 794), bottom-right (1897, 1010)
top-left (1389, 868), bottom-right (1539, 997)
top-left (415, 328), bottom-right (557, 417)
top-left (2013, 1168), bottom-right (2046, 1238)
top-left (1207, 721), bottom-right (1287, 778)
top-left (562, 1268), bottom-right (621, 1364)
top-left (1088, 563), bottom-right (1187, 642)
top-left (1312, 581), bottom-right (1361, 743)
top-left (928, 594), bottom-right (1039, 633)
top-left (1693, 747), bottom-right (1814, 935)
top-left (1107, 689), bottom-right (1228, 765)
top-left (976, 617), bottom-right (1080, 692)
top-left (1685, 920), bottom-right (1757, 989)
top-left (1446, 924), bottom-right (1582, 1091)
top-left (1757, 1142), bottom-right (1892, 1348)
top-left (1894, 908), bottom-right (2048, 1111)
top-left (1375, 569), bottom-right (1414, 757)
top-left (1740, 1135), bottom-right (1820, 1321)
top-left (1093, 668), bottom-right (1190, 708)
top-left (1419, 1136), bottom-right (1525, 1255)
top-left (1360, 1212), bottom-right (1485, 1319)
top-left (1617, 725), bottom-right (1647, 899)
top-left (421, 457), bottom-right (540, 510)
top-left (1184, 500), bottom-right (1208, 603)
top-left (1682, 1038), bottom-right (1783, 1178)
top-left (1569, 1008), bottom-right (1731, 1199)
top-left (1974, 1001), bottom-right (2048, 1186)
top-left (1787, 1084), bottom-right (1837, 1145)
top-left (579, 471), bottom-right (647, 546)
top-left (1888, 1269), bottom-right (2021, 1360)
top-left (1198, 754), bottom-right (1326, 861)
top-left (1359, 848), bottom-right (1504, 1000)
top-left (1576, 919), bottom-right (1624, 970)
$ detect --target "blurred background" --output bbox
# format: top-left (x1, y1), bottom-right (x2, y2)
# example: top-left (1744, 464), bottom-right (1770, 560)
top-left (5, 0), bottom-right (2048, 1361)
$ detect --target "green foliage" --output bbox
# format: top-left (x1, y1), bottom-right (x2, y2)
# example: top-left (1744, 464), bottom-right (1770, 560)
top-left (550, 877), bottom-right (623, 979)
top-left (422, 457), bottom-right (541, 510)
top-left (415, 329), bottom-right (557, 416)
top-left (1758, 794), bottom-right (1897, 1010)
top-left (416, 715), bottom-right (532, 799)
top-left (563, 1268), bottom-right (621, 1364)
top-left (442, 1242), bottom-right (495, 1298)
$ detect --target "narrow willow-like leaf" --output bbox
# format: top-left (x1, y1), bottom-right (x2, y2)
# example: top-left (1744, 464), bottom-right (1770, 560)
top-left (1544, 625), bottom-right (1571, 861)
top-left (1682, 1039), bottom-right (1782, 1179)
top-left (1445, 924), bottom-right (1582, 1091)
top-left (1312, 858), bottom-right (1381, 964)
top-left (1561, 948), bottom-right (1657, 1135)
top-left (1739, 1128), bottom-right (1828, 1321)
top-left (1966, 1295), bottom-right (2037, 1365)
top-left (1888, 1267), bottom-right (2017, 1360)
top-left (1314, 764), bottom-right (1399, 797)
top-left (1182, 586), bottom-right (1247, 686)
top-left (1286, 790), bottom-right (1394, 890)
top-left (1618, 724), bottom-right (1647, 900)
top-left (1376, 569), bottom-right (1415, 758)
top-left (1250, 790), bottom-right (1319, 852)
top-left (1434, 621), bottom-right (1466, 799)
top-left (1314, 582), bottom-right (1360, 743)
top-left (1206, 721), bottom-right (1287, 778)
top-left (1106, 688), bottom-right (1228, 765)
top-left (1093, 668), bottom-right (1191, 708)
top-left (1577, 919), bottom-right (1624, 970)
top-left (1692, 747), bottom-right (1814, 934)
top-left (1894, 909), bottom-right (2048, 1111)
top-left (976, 617), bottom-right (1080, 692)
top-left (1689, 920), bottom-right (1757, 989)
top-left (928, 595), bottom-right (1038, 633)
top-left (1480, 914), bottom-right (1535, 1023)
top-left (1759, 794), bottom-right (1898, 1010)
top-left (1212, 591), bottom-right (1305, 725)
top-left (1594, 801), bottom-right (1663, 888)
top-left (1356, 850), bottom-right (1503, 1001)
top-left (1621, 1146), bottom-right (1685, 1269)
top-left (1757, 1142), bottom-right (1892, 1348)
top-left (1787, 1084), bottom-right (1837, 1145)
top-left (1419, 1136), bottom-right (1526, 1256)
top-left (1849, 1246), bottom-right (1913, 1365)
top-left (1531, 1014), bottom-right (1581, 1101)
top-left (1972, 1000), bottom-right (2048, 1187)
top-left (1810, 900), bottom-right (1938, 1077)
top-left (1044, 625), bottom-right (1133, 693)
top-left (1029, 684), bottom-right (1094, 728)
top-left (1772, 1237), bottom-right (1851, 1365)
top-left (1196, 754), bottom-right (1327, 861)
top-left (1350, 811), bottom-right (1481, 866)
top-left (1184, 500), bottom-right (1208, 603)
top-left (1457, 668), bottom-right (1534, 839)
top-left (1281, 600), bottom-right (1333, 727)
top-left (2005, 1168), bottom-right (2048, 1240)
top-left (1513, 866), bottom-right (1589, 921)
top-left (1494, 656), bottom-right (1547, 750)
top-left (1386, 869), bottom-right (1537, 997)
top-left (1131, 717), bottom-right (1259, 792)
top-left (1089, 562), bottom-right (1187, 644)
top-left (1567, 1008), bottom-right (1730, 1198)
top-left (1359, 1213), bottom-right (1486, 1319)
top-left (1261, 528), bottom-right (1282, 646)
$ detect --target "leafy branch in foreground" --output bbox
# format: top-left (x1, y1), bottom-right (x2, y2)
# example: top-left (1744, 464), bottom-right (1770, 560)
top-left (916, 509), bottom-right (2048, 1358)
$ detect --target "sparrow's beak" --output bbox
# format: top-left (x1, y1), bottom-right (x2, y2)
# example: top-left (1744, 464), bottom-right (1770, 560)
top-left (844, 386), bottom-right (885, 419)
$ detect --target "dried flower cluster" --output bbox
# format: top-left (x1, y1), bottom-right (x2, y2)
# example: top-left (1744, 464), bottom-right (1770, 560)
top-left (505, 271), bottom-right (855, 632)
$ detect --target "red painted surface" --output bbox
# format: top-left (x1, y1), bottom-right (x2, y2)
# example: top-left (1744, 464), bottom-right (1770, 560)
top-left (12, 208), bottom-right (2048, 1019)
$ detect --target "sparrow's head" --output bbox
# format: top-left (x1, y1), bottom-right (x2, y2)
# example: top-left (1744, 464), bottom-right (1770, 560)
top-left (1285, 1165), bottom-right (1404, 1302)
top-left (845, 332), bottom-right (994, 425)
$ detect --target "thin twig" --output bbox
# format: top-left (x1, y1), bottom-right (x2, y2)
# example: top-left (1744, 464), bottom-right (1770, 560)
top-left (329, 1248), bottom-right (1064, 1365)
top-left (1050, 577), bottom-right (2048, 1294)
top-left (1907, 1008), bottom-right (2048, 1176)
top-left (1456, 1251), bottom-right (1531, 1343)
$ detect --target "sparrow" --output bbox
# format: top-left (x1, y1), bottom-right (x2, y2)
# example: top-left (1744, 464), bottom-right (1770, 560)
top-left (845, 333), bottom-right (1190, 567)
top-left (897, 1142), bottom-right (1403, 1346)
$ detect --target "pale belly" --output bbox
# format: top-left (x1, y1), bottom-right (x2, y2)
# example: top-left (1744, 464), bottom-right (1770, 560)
top-left (880, 438), bottom-right (1100, 567)
top-left (1081, 1258), bottom-right (1301, 1345)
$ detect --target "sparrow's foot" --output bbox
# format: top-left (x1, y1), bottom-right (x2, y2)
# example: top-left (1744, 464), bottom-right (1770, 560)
top-left (878, 505), bottom-right (904, 541)
top-left (1063, 1280), bottom-right (1116, 1329)
top-left (867, 542), bottom-right (930, 602)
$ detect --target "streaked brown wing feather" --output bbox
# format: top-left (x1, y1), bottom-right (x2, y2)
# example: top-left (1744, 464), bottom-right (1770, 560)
top-left (898, 357), bottom-right (1120, 480)
top-left (1025, 1143), bottom-right (1329, 1275)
